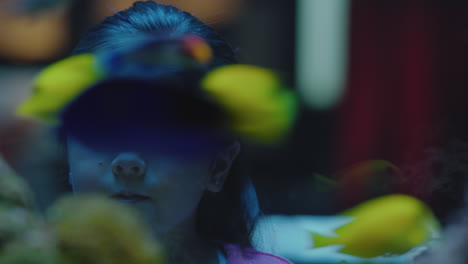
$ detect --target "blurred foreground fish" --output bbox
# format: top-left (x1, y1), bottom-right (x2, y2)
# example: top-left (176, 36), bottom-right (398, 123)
top-left (0, 155), bottom-right (164, 263)
top-left (0, 205), bottom-right (38, 250)
top-left (17, 42), bottom-right (298, 145)
top-left (0, 156), bottom-right (34, 209)
top-left (0, 193), bottom-right (164, 263)
top-left (0, 157), bottom-right (57, 263)
top-left (47, 195), bottom-right (164, 264)
top-left (0, 220), bottom-right (60, 264)
top-left (311, 194), bottom-right (440, 258)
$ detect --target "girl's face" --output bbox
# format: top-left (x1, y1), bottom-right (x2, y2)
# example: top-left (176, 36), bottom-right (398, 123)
top-left (66, 134), bottom-right (239, 236)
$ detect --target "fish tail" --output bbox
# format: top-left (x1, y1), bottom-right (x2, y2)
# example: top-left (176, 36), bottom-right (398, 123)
top-left (311, 233), bottom-right (335, 249)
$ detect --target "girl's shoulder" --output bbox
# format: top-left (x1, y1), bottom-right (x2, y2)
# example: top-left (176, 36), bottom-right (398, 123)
top-left (224, 244), bottom-right (293, 264)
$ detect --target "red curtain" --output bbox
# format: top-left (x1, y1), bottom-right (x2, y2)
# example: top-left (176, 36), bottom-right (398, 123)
top-left (332, 0), bottom-right (468, 211)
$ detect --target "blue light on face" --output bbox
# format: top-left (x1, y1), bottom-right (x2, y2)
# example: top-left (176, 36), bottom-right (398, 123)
top-left (60, 78), bottom-right (229, 159)
top-left (67, 124), bottom-right (225, 161)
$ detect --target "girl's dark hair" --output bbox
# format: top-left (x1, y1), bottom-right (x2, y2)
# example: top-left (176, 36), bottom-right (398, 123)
top-left (72, 1), bottom-right (236, 68)
top-left (66, 1), bottom-right (260, 250)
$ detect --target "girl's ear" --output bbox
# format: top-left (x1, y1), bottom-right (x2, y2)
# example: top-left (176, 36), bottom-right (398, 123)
top-left (68, 171), bottom-right (75, 191)
top-left (207, 141), bottom-right (241, 192)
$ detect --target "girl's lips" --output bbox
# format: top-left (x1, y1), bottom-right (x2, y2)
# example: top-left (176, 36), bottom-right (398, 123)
top-left (110, 191), bottom-right (150, 203)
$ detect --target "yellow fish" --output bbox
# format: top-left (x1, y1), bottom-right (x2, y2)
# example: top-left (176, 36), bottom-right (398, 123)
top-left (201, 64), bottom-right (297, 144)
top-left (17, 46), bottom-right (297, 145)
top-left (311, 194), bottom-right (440, 258)
top-left (17, 54), bottom-right (101, 124)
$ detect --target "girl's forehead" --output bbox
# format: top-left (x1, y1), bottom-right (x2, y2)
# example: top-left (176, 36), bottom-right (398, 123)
top-left (66, 126), bottom-right (224, 157)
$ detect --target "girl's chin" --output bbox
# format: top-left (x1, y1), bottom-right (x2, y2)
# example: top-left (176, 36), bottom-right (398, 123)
top-left (111, 196), bottom-right (151, 204)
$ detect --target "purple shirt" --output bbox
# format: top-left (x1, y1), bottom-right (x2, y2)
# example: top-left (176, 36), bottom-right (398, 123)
top-left (225, 244), bottom-right (293, 264)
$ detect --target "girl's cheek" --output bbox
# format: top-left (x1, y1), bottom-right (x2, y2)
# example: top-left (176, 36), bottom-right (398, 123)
top-left (145, 161), bottom-right (205, 197)
top-left (67, 139), bottom-right (112, 191)
top-left (69, 157), bottom-right (109, 192)
top-left (154, 160), bottom-right (205, 185)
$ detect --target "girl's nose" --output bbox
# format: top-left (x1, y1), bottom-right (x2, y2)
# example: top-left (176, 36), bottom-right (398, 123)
top-left (111, 152), bottom-right (146, 180)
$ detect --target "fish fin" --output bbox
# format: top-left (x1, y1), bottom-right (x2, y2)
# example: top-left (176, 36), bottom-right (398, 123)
top-left (313, 173), bottom-right (337, 187)
top-left (310, 232), bottom-right (336, 249)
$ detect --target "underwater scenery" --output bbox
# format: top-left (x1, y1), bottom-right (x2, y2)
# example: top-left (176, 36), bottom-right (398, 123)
top-left (2, 0), bottom-right (468, 263)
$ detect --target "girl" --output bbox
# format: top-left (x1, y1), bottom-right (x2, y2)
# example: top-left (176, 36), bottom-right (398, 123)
top-left (18, 1), bottom-right (296, 263)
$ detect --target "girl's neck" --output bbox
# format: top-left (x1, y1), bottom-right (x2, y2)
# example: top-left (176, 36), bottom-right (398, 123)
top-left (156, 215), bottom-right (220, 264)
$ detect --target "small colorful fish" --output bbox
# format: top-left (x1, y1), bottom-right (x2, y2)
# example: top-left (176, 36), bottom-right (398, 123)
top-left (311, 194), bottom-right (440, 258)
top-left (181, 34), bottom-right (213, 64)
top-left (312, 160), bottom-right (405, 209)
